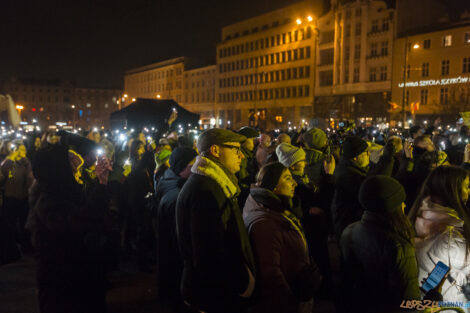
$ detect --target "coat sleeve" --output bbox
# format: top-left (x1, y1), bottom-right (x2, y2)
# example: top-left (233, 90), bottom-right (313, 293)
top-left (249, 219), bottom-right (293, 312)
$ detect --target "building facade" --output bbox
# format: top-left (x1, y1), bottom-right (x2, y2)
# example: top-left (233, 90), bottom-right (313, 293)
top-left (216, 1), bottom-right (325, 129)
top-left (391, 23), bottom-right (470, 123)
top-left (181, 65), bottom-right (217, 126)
top-left (123, 57), bottom-right (185, 107)
top-left (1, 77), bottom-right (120, 128)
top-left (314, 0), bottom-right (395, 123)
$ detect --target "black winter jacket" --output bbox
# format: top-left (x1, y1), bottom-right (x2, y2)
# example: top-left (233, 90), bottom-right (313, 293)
top-left (176, 157), bottom-right (255, 312)
top-left (340, 211), bottom-right (420, 312)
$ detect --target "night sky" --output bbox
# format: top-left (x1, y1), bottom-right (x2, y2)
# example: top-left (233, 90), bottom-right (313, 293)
top-left (0, 0), bottom-right (311, 89)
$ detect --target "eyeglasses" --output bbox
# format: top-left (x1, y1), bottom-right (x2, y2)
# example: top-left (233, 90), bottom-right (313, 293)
top-left (219, 144), bottom-right (242, 154)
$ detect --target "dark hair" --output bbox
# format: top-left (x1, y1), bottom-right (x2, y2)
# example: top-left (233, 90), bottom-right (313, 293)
top-left (388, 207), bottom-right (415, 244)
top-left (413, 134), bottom-right (431, 147)
top-left (256, 161), bottom-right (288, 191)
top-left (409, 166), bottom-right (470, 251)
top-left (129, 139), bottom-right (144, 162)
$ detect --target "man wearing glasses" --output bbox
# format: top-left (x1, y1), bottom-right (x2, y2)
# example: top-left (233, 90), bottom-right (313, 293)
top-left (176, 128), bottom-right (256, 313)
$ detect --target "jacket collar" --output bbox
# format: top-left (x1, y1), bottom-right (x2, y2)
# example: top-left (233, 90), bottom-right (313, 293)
top-left (191, 156), bottom-right (240, 198)
top-left (417, 197), bottom-right (464, 229)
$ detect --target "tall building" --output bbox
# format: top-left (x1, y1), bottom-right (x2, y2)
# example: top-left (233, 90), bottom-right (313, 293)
top-left (391, 23), bottom-right (470, 122)
top-left (314, 0), bottom-right (395, 123)
top-left (182, 65), bottom-right (217, 126)
top-left (123, 57), bottom-right (185, 106)
top-left (215, 1), bottom-right (326, 129)
top-left (1, 77), bottom-right (120, 128)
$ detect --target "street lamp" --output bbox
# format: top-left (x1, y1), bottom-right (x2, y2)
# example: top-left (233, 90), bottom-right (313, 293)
top-left (296, 18), bottom-right (302, 25)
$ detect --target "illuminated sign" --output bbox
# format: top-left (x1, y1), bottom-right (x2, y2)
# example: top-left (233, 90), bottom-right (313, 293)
top-left (398, 76), bottom-right (470, 88)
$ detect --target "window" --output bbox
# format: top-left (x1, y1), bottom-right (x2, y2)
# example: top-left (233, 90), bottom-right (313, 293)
top-left (423, 39), bottom-right (431, 49)
top-left (306, 46), bottom-right (311, 58)
top-left (466, 33), bottom-right (470, 44)
top-left (345, 24), bottom-right (351, 37)
top-left (442, 35), bottom-right (452, 47)
top-left (369, 67), bottom-right (377, 81)
top-left (287, 50), bottom-right (292, 61)
top-left (344, 67), bottom-right (349, 83)
top-left (292, 68), bottom-right (298, 79)
top-left (422, 63), bottom-right (429, 77)
top-left (370, 42), bottom-right (378, 56)
top-left (441, 60), bottom-right (450, 75)
top-left (306, 27), bottom-right (312, 39)
top-left (299, 48), bottom-right (304, 59)
top-left (293, 49), bottom-right (298, 60)
top-left (353, 68), bottom-right (360, 82)
top-left (371, 19), bottom-right (379, 32)
top-left (344, 45), bottom-right (350, 60)
top-left (463, 57), bottom-right (470, 73)
top-left (305, 66), bottom-right (310, 78)
top-left (381, 41), bottom-right (388, 56)
top-left (420, 89), bottom-right (428, 105)
top-left (354, 44), bottom-right (361, 59)
top-left (355, 7), bottom-right (361, 17)
top-left (382, 18), bottom-right (389, 31)
top-left (305, 86), bottom-right (310, 97)
top-left (346, 9), bottom-right (351, 19)
top-left (380, 66), bottom-right (387, 81)
top-left (440, 88), bottom-right (449, 104)
top-left (355, 23), bottom-right (361, 36)
top-left (320, 49), bottom-right (334, 65)
top-left (319, 70), bottom-right (333, 86)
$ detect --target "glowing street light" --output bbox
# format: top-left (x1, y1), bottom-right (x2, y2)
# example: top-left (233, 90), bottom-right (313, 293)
top-left (296, 18), bottom-right (302, 25)
top-left (132, 98), bottom-right (136, 102)
top-left (307, 16), bottom-right (313, 22)
top-left (15, 105), bottom-right (24, 110)
top-left (413, 43), bottom-right (420, 49)
top-left (156, 94), bottom-right (161, 99)
top-left (123, 94), bottom-right (128, 98)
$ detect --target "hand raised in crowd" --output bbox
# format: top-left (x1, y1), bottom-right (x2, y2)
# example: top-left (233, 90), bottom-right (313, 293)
top-left (323, 155), bottom-right (335, 175)
top-left (404, 140), bottom-right (413, 159)
top-left (168, 110), bottom-right (178, 126)
top-left (464, 144), bottom-right (470, 163)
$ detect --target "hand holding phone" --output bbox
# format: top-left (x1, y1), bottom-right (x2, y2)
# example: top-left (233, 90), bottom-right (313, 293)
top-left (420, 261), bottom-right (449, 293)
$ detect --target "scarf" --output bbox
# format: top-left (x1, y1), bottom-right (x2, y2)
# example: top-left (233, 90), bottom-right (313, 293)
top-left (191, 155), bottom-right (240, 198)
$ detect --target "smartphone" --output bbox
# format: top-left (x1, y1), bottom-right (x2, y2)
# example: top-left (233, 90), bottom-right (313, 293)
top-left (421, 261), bottom-right (449, 293)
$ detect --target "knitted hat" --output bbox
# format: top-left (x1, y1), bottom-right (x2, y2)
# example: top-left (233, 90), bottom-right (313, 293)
top-left (155, 149), bottom-right (171, 167)
top-left (342, 136), bottom-right (369, 159)
top-left (359, 175), bottom-right (406, 213)
top-left (276, 143), bottom-right (306, 168)
top-left (238, 126), bottom-right (259, 139)
top-left (169, 147), bottom-right (197, 175)
top-left (257, 162), bottom-right (287, 191)
top-left (302, 128), bottom-right (327, 150)
top-left (197, 128), bottom-right (247, 154)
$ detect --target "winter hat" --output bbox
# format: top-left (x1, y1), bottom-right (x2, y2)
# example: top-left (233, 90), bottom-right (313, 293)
top-left (68, 149), bottom-right (84, 174)
top-left (359, 175), bottom-right (406, 213)
top-left (257, 162), bottom-right (287, 191)
top-left (238, 126), bottom-right (259, 139)
top-left (302, 128), bottom-right (327, 150)
top-left (197, 128), bottom-right (247, 154)
top-left (155, 149), bottom-right (172, 167)
top-left (342, 136), bottom-right (369, 159)
top-left (169, 147), bottom-right (198, 175)
top-left (276, 143), bottom-right (306, 168)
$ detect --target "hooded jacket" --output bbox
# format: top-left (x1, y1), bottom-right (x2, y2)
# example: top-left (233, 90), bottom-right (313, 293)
top-left (176, 156), bottom-right (255, 312)
top-left (414, 198), bottom-right (470, 309)
top-left (243, 187), bottom-right (321, 313)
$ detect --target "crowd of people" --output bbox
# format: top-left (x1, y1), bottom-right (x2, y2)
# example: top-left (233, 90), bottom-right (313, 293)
top-left (2, 114), bottom-right (470, 313)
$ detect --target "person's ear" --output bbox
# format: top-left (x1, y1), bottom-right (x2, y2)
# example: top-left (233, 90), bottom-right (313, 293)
top-left (209, 144), bottom-right (220, 158)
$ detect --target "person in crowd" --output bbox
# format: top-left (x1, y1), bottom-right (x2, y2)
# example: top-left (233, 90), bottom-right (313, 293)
top-left (41, 131), bottom-right (60, 148)
top-left (243, 162), bottom-right (322, 313)
top-left (26, 135), bottom-right (42, 161)
top-left (87, 130), bottom-right (101, 144)
top-left (0, 142), bottom-right (34, 253)
top-left (127, 139), bottom-right (155, 271)
top-left (410, 125), bottom-right (425, 139)
top-left (154, 147), bottom-right (171, 188)
top-left (26, 144), bottom-right (112, 313)
top-left (255, 133), bottom-right (272, 168)
top-left (301, 127), bottom-right (329, 186)
top-left (276, 133), bottom-right (291, 145)
top-left (276, 142), bottom-right (335, 298)
top-left (176, 128), bottom-right (255, 313)
top-left (155, 147), bottom-right (197, 312)
top-left (409, 166), bottom-right (470, 307)
top-left (237, 126), bottom-right (260, 208)
top-left (331, 136), bottom-right (395, 240)
top-left (340, 175), bottom-right (424, 312)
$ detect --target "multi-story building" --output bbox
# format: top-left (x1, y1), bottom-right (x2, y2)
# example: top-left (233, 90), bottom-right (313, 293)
top-left (391, 7), bottom-right (470, 123)
top-left (1, 77), bottom-right (121, 128)
top-left (314, 0), bottom-right (395, 123)
top-left (182, 65), bottom-right (217, 125)
top-left (216, 1), bottom-right (325, 129)
top-left (123, 57), bottom-right (185, 106)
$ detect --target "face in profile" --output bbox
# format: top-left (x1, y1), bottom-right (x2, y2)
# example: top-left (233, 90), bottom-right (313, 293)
top-left (273, 169), bottom-right (297, 198)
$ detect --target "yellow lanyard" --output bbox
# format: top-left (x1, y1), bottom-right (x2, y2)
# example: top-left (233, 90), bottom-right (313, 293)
top-left (282, 210), bottom-right (307, 250)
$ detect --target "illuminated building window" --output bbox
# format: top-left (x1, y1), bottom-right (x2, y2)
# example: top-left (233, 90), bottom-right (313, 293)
top-left (442, 35), bottom-right (452, 47)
